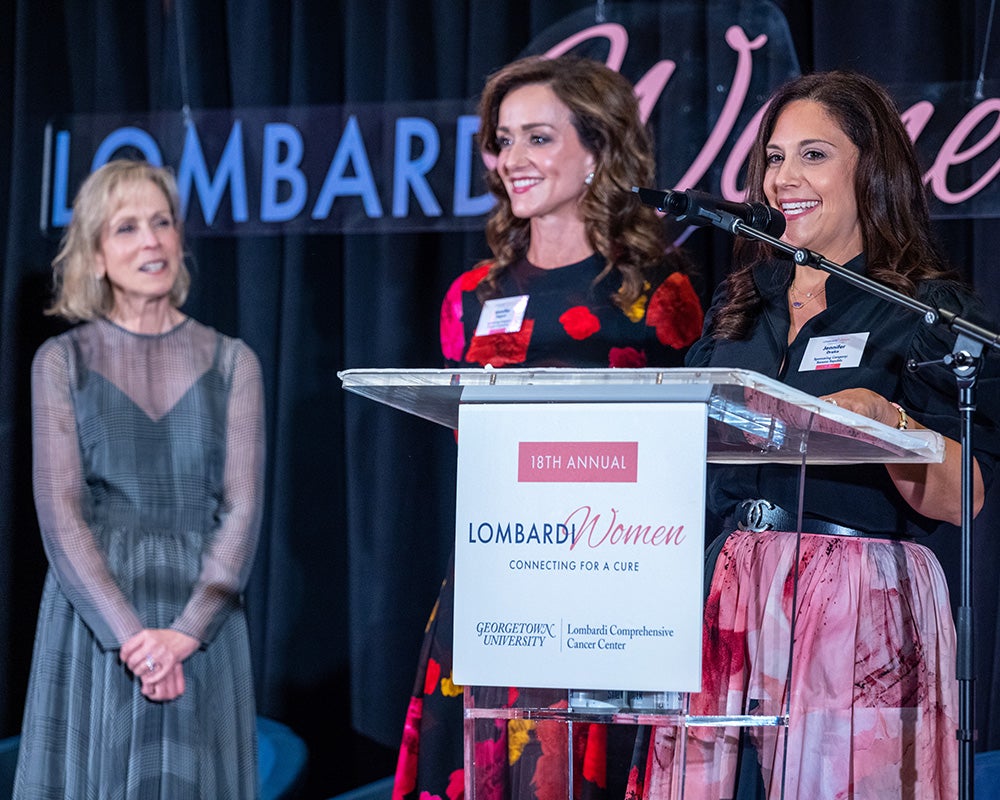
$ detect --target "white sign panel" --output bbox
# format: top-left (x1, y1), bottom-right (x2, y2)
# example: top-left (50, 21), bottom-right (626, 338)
top-left (453, 402), bottom-right (707, 691)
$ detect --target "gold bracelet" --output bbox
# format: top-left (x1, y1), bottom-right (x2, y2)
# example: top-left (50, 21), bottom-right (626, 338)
top-left (888, 401), bottom-right (909, 430)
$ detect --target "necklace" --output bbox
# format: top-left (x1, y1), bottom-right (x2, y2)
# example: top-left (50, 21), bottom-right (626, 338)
top-left (789, 282), bottom-right (827, 309)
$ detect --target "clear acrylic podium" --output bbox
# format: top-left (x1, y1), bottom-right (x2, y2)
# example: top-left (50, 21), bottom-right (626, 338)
top-left (339, 367), bottom-right (944, 799)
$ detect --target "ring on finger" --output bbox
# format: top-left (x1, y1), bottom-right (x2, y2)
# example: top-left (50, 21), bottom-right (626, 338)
top-left (144, 654), bottom-right (158, 674)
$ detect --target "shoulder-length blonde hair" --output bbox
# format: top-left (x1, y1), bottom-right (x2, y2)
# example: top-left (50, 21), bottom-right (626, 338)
top-left (47, 159), bottom-right (190, 322)
top-left (475, 55), bottom-right (681, 309)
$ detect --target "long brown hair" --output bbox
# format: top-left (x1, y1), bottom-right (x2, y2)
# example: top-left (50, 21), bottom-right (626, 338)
top-left (476, 55), bottom-right (684, 308)
top-left (713, 70), bottom-right (956, 340)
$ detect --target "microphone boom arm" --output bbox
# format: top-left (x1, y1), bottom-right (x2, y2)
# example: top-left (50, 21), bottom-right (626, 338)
top-left (668, 186), bottom-right (1000, 800)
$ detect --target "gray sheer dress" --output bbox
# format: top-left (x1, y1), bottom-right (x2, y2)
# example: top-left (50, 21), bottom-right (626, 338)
top-left (14, 317), bottom-right (265, 799)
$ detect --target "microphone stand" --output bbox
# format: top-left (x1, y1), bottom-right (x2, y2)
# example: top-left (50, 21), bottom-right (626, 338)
top-left (690, 207), bottom-right (998, 800)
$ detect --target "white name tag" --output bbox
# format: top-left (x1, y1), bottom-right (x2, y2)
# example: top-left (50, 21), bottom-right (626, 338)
top-left (475, 295), bottom-right (529, 335)
top-left (798, 331), bottom-right (869, 371)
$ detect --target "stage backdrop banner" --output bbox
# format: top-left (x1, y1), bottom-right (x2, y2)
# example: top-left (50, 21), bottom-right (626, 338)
top-left (453, 402), bottom-right (707, 691)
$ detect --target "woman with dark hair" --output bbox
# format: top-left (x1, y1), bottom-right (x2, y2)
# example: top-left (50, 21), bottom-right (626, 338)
top-left (14, 160), bottom-right (265, 798)
top-left (716, 70), bottom-right (957, 341)
top-left (470, 54), bottom-right (681, 322)
top-left (395, 55), bottom-right (704, 800)
top-left (636, 70), bottom-right (1000, 799)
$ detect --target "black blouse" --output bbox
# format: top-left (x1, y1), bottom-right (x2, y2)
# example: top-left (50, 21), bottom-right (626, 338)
top-left (686, 255), bottom-right (1000, 537)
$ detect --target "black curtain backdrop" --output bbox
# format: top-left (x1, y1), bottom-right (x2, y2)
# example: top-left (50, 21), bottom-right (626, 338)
top-left (3, 2), bottom-right (1000, 798)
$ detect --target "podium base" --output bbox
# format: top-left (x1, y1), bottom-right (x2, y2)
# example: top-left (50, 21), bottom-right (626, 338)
top-left (567, 690), bottom-right (683, 713)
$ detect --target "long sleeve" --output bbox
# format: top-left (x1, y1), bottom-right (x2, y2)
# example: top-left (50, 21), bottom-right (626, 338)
top-left (170, 341), bottom-right (265, 644)
top-left (31, 338), bottom-right (143, 650)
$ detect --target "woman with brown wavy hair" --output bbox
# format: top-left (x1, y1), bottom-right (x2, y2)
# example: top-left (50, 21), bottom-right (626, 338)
top-left (635, 70), bottom-right (1000, 800)
top-left (474, 54), bottom-right (676, 314)
top-left (438, 55), bottom-right (702, 370)
top-left (397, 55), bottom-right (704, 800)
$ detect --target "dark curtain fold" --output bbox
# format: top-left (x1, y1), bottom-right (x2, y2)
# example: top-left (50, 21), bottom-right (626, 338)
top-left (2, 2), bottom-right (1000, 797)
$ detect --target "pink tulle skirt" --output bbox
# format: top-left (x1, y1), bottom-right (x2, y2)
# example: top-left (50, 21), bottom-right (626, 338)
top-left (638, 529), bottom-right (958, 800)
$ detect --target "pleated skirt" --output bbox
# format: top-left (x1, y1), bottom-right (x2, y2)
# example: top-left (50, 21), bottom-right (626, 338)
top-left (14, 524), bottom-right (257, 800)
top-left (635, 529), bottom-right (958, 800)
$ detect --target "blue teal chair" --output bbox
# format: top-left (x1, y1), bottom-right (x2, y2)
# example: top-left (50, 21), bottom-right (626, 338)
top-left (257, 716), bottom-right (309, 800)
top-left (0, 735), bottom-right (19, 800)
top-left (977, 750), bottom-right (1000, 799)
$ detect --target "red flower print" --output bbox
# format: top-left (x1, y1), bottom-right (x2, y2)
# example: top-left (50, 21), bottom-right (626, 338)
top-left (423, 657), bottom-right (442, 696)
top-left (393, 697), bottom-right (423, 799)
top-left (461, 264), bottom-right (490, 292)
top-left (694, 587), bottom-right (746, 710)
top-left (625, 763), bottom-right (644, 800)
top-left (581, 722), bottom-right (608, 788)
top-left (464, 321), bottom-right (534, 367)
top-left (533, 720), bottom-right (569, 800)
top-left (559, 305), bottom-right (601, 340)
top-left (442, 266), bottom-right (491, 362)
top-left (446, 769), bottom-right (464, 800)
top-left (473, 735), bottom-right (506, 800)
top-left (609, 346), bottom-right (647, 368)
top-left (441, 275), bottom-right (468, 362)
top-left (646, 273), bottom-right (704, 349)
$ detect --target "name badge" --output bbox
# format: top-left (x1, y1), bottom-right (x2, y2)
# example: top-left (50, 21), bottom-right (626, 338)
top-left (798, 331), bottom-right (869, 371)
top-left (475, 295), bottom-right (529, 335)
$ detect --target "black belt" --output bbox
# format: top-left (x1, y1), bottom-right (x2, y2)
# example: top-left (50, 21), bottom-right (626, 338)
top-left (735, 499), bottom-right (876, 538)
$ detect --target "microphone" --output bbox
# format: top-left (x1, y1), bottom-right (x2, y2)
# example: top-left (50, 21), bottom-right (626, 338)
top-left (632, 186), bottom-right (786, 238)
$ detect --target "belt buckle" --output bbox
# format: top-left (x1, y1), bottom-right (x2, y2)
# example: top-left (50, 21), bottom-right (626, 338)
top-left (738, 499), bottom-right (776, 532)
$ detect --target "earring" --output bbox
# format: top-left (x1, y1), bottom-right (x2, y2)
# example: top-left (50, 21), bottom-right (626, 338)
top-left (584, 171), bottom-right (595, 186)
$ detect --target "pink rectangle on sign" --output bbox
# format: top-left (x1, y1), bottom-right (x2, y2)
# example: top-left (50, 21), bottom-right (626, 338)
top-left (518, 441), bottom-right (639, 483)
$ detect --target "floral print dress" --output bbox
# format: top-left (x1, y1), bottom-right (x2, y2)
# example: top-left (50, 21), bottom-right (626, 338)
top-left (393, 253), bottom-right (703, 800)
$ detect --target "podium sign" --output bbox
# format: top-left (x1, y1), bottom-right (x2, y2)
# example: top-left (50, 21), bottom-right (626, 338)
top-left (453, 402), bottom-right (707, 691)
top-left (340, 368), bottom-right (947, 800)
